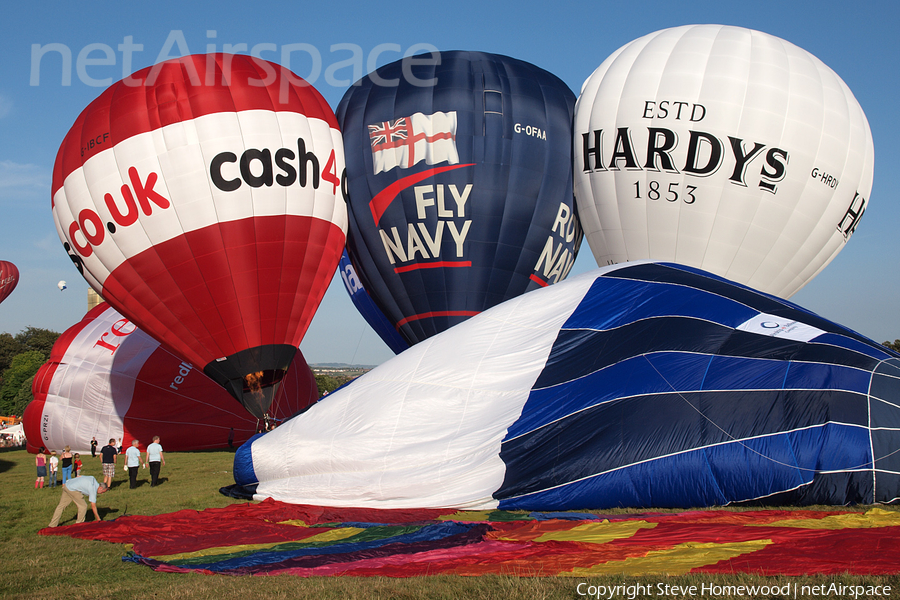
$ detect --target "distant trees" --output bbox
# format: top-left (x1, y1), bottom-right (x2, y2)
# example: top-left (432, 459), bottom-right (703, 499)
top-left (0, 327), bottom-right (60, 416)
top-left (314, 373), bottom-right (355, 397)
top-left (0, 352), bottom-right (44, 415)
top-left (884, 340), bottom-right (900, 353)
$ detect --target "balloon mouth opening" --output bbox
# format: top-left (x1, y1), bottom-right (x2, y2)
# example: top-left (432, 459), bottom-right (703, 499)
top-left (238, 370), bottom-right (287, 420)
top-left (203, 344), bottom-right (297, 419)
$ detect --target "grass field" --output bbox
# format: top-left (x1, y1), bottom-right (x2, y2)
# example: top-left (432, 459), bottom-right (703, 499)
top-left (1, 447), bottom-right (897, 600)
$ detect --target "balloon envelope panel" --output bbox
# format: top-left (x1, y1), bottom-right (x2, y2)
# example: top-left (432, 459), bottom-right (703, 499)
top-left (338, 250), bottom-right (409, 355)
top-left (338, 51), bottom-right (581, 346)
top-left (234, 262), bottom-right (900, 510)
top-left (24, 303), bottom-right (318, 454)
top-left (574, 25), bottom-right (874, 298)
top-left (51, 54), bottom-right (347, 416)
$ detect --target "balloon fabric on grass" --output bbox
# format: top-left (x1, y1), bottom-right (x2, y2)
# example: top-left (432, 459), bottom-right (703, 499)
top-left (234, 262), bottom-right (900, 510)
top-left (40, 500), bottom-right (900, 576)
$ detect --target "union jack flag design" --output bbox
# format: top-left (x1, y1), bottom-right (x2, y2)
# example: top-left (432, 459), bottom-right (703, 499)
top-left (368, 111), bottom-right (459, 174)
top-left (368, 118), bottom-right (409, 147)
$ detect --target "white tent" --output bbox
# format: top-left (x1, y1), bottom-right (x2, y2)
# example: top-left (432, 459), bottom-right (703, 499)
top-left (0, 423), bottom-right (25, 444)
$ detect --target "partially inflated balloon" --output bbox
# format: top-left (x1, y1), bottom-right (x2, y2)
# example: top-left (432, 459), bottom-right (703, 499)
top-left (0, 261), bottom-right (18, 304)
top-left (24, 303), bottom-right (318, 455)
top-left (574, 25), bottom-right (874, 298)
top-left (338, 250), bottom-right (409, 355)
top-left (52, 54), bottom-right (347, 418)
top-left (338, 51), bottom-right (581, 346)
top-left (235, 262), bottom-right (900, 510)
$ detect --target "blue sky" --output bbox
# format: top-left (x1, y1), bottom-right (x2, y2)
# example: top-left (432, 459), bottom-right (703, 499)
top-left (0, 0), bottom-right (896, 365)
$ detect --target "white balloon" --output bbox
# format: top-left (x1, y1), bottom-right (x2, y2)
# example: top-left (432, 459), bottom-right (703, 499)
top-left (573, 25), bottom-right (874, 298)
top-left (57, 280), bottom-right (67, 291)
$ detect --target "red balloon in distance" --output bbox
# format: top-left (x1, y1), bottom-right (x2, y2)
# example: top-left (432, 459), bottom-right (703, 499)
top-left (0, 261), bottom-right (19, 305)
top-left (51, 54), bottom-right (347, 419)
top-left (24, 303), bottom-right (319, 455)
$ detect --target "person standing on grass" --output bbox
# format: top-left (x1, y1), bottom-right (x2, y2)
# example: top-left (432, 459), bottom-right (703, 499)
top-left (99, 438), bottom-right (118, 488)
top-left (35, 447), bottom-right (47, 489)
top-left (73, 453), bottom-right (83, 477)
top-left (48, 475), bottom-right (108, 527)
top-left (145, 436), bottom-right (165, 487)
top-left (125, 439), bottom-right (143, 489)
top-left (60, 446), bottom-right (74, 485)
top-left (90, 436), bottom-right (97, 458)
top-left (48, 451), bottom-right (59, 487)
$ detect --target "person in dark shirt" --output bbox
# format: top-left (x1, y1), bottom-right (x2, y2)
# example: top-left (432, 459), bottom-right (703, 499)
top-left (90, 437), bottom-right (98, 458)
top-left (99, 438), bottom-right (118, 488)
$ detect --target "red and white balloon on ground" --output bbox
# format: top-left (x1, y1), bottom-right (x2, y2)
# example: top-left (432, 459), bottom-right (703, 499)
top-left (51, 54), bottom-right (347, 418)
top-left (24, 303), bottom-right (319, 455)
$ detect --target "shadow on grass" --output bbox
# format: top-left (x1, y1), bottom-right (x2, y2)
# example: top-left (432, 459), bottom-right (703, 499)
top-left (49, 506), bottom-right (123, 528)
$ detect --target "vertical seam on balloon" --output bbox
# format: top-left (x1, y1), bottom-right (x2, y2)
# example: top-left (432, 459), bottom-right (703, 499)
top-left (867, 360), bottom-right (877, 502)
top-left (745, 34), bottom-right (822, 297)
top-left (177, 54), bottom-right (237, 361)
top-left (480, 61), bottom-right (508, 305)
top-left (518, 70), bottom-right (559, 292)
top-left (104, 73), bottom-right (201, 364)
top-left (195, 54), bottom-right (245, 358)
top-left (685, 26), bottom-right (725, 279)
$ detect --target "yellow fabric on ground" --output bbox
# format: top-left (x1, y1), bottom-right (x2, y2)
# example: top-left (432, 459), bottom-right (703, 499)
top-left (563, 539), bottom-right (773, 576)
top-left (761, 508), bottom-right (900, 529)
top-left (534, 520), bottom-right (656, 544)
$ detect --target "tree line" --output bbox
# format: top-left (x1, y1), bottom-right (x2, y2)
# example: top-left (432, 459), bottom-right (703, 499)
top-left (0, 327), bottom-right (60, 417)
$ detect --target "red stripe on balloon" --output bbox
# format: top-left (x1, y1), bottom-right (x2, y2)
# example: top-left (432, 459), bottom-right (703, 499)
top-left (528, 274), bottom-right (549, 287)
top-left (368, 164), bottom-right (475, 225)
top-left (394, 261), bottom-right (471, 274)
top-left (396, 310), bottom-right (480, 329)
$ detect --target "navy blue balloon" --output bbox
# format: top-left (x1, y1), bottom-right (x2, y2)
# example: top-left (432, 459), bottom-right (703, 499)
top-left (338, 250), bottom-right (409, 355)
top-left (337, 51), bottom-right (581, 346)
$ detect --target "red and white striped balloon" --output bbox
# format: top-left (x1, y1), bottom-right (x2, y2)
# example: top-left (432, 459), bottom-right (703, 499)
top-left (51, 54), bottom-right (346, 417)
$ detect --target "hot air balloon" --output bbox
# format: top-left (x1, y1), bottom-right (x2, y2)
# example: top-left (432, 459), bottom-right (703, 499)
top-left (0, 261), bottom-right (19, 304)
top-left (57, 280), bottom-right (67, 291)
top-left (338, 250), bottom-right (408, 355)
top-left (337, 51), bottom-right (582, 346)
top-left (234, 262), bottom-right (900, 510)
top-left (573, 25), bottom-right (874, 298)
top-left (24, 303), bottom-right (319, 455)
top-left (51, 54), bottom-right (347, 419)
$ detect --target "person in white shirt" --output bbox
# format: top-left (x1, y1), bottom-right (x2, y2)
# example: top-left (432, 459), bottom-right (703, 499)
top-left (125, 439), bottom-right (143, 489)
top-left (48, 452), bottom-right (59, 487)
top-left (144, 436), bottom-right (165, 487)
top-left (48, 475), bottom-right (108, 527)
